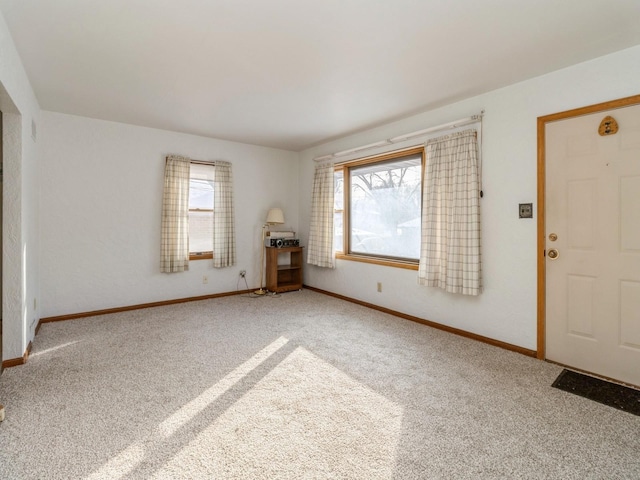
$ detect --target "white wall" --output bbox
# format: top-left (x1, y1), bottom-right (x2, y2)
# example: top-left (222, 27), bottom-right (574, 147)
top-left (39, 112), bottom-right (299, 318)
top-left (299, 45), bottom-right (640, 351)
top-left (0, 11), bottom-right (40, 361)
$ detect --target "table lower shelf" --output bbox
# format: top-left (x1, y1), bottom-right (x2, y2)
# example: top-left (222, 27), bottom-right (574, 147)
top-left (266, 246), bottom-right (304, 293)
top-left (271, 282), bottom-right (302, 293)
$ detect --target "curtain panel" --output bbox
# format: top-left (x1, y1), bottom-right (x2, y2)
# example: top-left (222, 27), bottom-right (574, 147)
top-left (307, 162), bottom-right (335, 268)
top-left (418, 129), bottom-right (482, 295)
top-left (161, 155), bottom-right (191, 273)
top-left (212, 161), bottom-right (236, 268)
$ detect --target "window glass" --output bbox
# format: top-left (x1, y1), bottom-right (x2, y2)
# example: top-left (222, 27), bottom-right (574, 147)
top-left (189, 163), bottom-right (214, 255)
top-left (348, 153), bottom-right (422, 260)
top-left (334, 169), bottom-right (344, 252)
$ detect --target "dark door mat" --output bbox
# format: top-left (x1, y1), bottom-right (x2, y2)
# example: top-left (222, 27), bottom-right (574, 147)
top-left (552, 369), bottom-right (640, 416)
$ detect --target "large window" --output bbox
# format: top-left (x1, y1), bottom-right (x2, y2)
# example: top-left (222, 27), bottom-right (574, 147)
top-left (333, 169), bottom-right (344, 254)
top-left (189, 162), bottom-right (214, 259)
top-left (335, 147), bottom-right (423, 267)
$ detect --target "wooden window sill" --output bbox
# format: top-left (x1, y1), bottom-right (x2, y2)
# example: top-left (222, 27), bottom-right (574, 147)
top-left (335, 253), bottom-right (418, 271)
top-left (190, 253), bottom-right (213, 261)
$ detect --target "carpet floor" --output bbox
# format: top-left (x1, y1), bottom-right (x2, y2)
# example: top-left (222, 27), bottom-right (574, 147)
top-left (0, 289), bottom-right (639, 479)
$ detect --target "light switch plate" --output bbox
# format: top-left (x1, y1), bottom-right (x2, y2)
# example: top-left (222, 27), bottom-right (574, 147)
top-left (519, 203), bottom-right (533, 218)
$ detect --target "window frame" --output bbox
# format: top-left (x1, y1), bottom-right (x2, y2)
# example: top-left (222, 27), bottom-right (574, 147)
top-left (188, 161), bottom-right (214, 261)
top-left (335, 146), bottom-right (424, 270)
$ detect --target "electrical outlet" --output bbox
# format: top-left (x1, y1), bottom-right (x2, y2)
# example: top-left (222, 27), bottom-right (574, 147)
top-left (239, 270), bottom-right (246, 277)
top-left (377, 282), bottom-right (382, 293)
top-left (202, 275), bottom-right (208, 284)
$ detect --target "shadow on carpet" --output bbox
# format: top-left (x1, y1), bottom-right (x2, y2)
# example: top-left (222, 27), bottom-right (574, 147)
top-left (552, 369), bottom-right (640, 416)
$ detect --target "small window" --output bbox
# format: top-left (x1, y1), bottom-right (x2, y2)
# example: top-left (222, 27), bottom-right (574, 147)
top-left (336, 147), bottom-right (423, 268)
top-left (189, 163), bottom-right (214, 259)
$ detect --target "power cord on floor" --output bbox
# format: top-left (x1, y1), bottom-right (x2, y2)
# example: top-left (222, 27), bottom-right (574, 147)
top-left (237, 273), bottom-right (250, 293)
top-left (237, 274), bottom-right (282, 299)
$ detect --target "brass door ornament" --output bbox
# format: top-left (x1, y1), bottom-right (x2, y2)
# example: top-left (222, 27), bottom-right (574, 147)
top-left (598, 116), bottom-right (619, 136)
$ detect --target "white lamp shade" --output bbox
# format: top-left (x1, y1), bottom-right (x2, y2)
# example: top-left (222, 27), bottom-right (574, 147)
top-left (265, 208), bottom-right (284, 225)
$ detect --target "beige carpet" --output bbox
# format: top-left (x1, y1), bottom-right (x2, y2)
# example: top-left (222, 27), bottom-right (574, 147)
top-left (0, 289), bottom-right (639, 479)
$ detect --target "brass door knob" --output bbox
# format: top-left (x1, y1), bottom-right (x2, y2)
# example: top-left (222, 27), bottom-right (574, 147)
top-left (548, 248), bottom-right (559, 260)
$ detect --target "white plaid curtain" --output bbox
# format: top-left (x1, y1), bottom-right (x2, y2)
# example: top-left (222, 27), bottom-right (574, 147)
top-left (212, 161), bottom-right (236, 268)
top-left (161, 155), bottom-right (191, 273)
top-left (418, 129), bottom-right (482, 295)
top-left (307, 162), bottom-right (335, 268)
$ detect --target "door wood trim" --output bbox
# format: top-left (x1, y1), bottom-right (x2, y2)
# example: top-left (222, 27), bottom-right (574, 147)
top-left (536, 93), bottom-right (640, 360)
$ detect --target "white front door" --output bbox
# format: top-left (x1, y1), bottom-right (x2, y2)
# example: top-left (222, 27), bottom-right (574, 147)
top-left (545, 102), bottom-right (640, 386)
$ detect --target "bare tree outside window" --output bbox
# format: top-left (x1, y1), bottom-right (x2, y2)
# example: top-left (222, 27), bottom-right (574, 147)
top-left (349, 153), bottom-right (422, 260)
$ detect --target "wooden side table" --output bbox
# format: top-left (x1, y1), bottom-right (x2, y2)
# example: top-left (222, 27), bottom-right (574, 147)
top-left (265, 246), bottom-right (303, 293)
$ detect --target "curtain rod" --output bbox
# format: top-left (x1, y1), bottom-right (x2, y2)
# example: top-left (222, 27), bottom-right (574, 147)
top-left (165, 156), bottom-right (217, 166)
top-left (313, 112), bottom-right (484, 162)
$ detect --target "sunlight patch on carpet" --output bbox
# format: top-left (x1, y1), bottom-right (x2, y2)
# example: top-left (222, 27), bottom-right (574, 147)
top-left (84, 336), bottom-right (290, 480)
top-left (153, 347), bottom-right (404, 479)
top-left (85, 444), bottom-right (146, 480)
top-left (158, 336), bottom-right (290, 438)
top-left (30, 340), bottom-right (80, 357)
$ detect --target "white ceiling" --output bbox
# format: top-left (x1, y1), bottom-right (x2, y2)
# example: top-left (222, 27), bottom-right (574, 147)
top-left (1, 1), bottom-right (640, 151)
